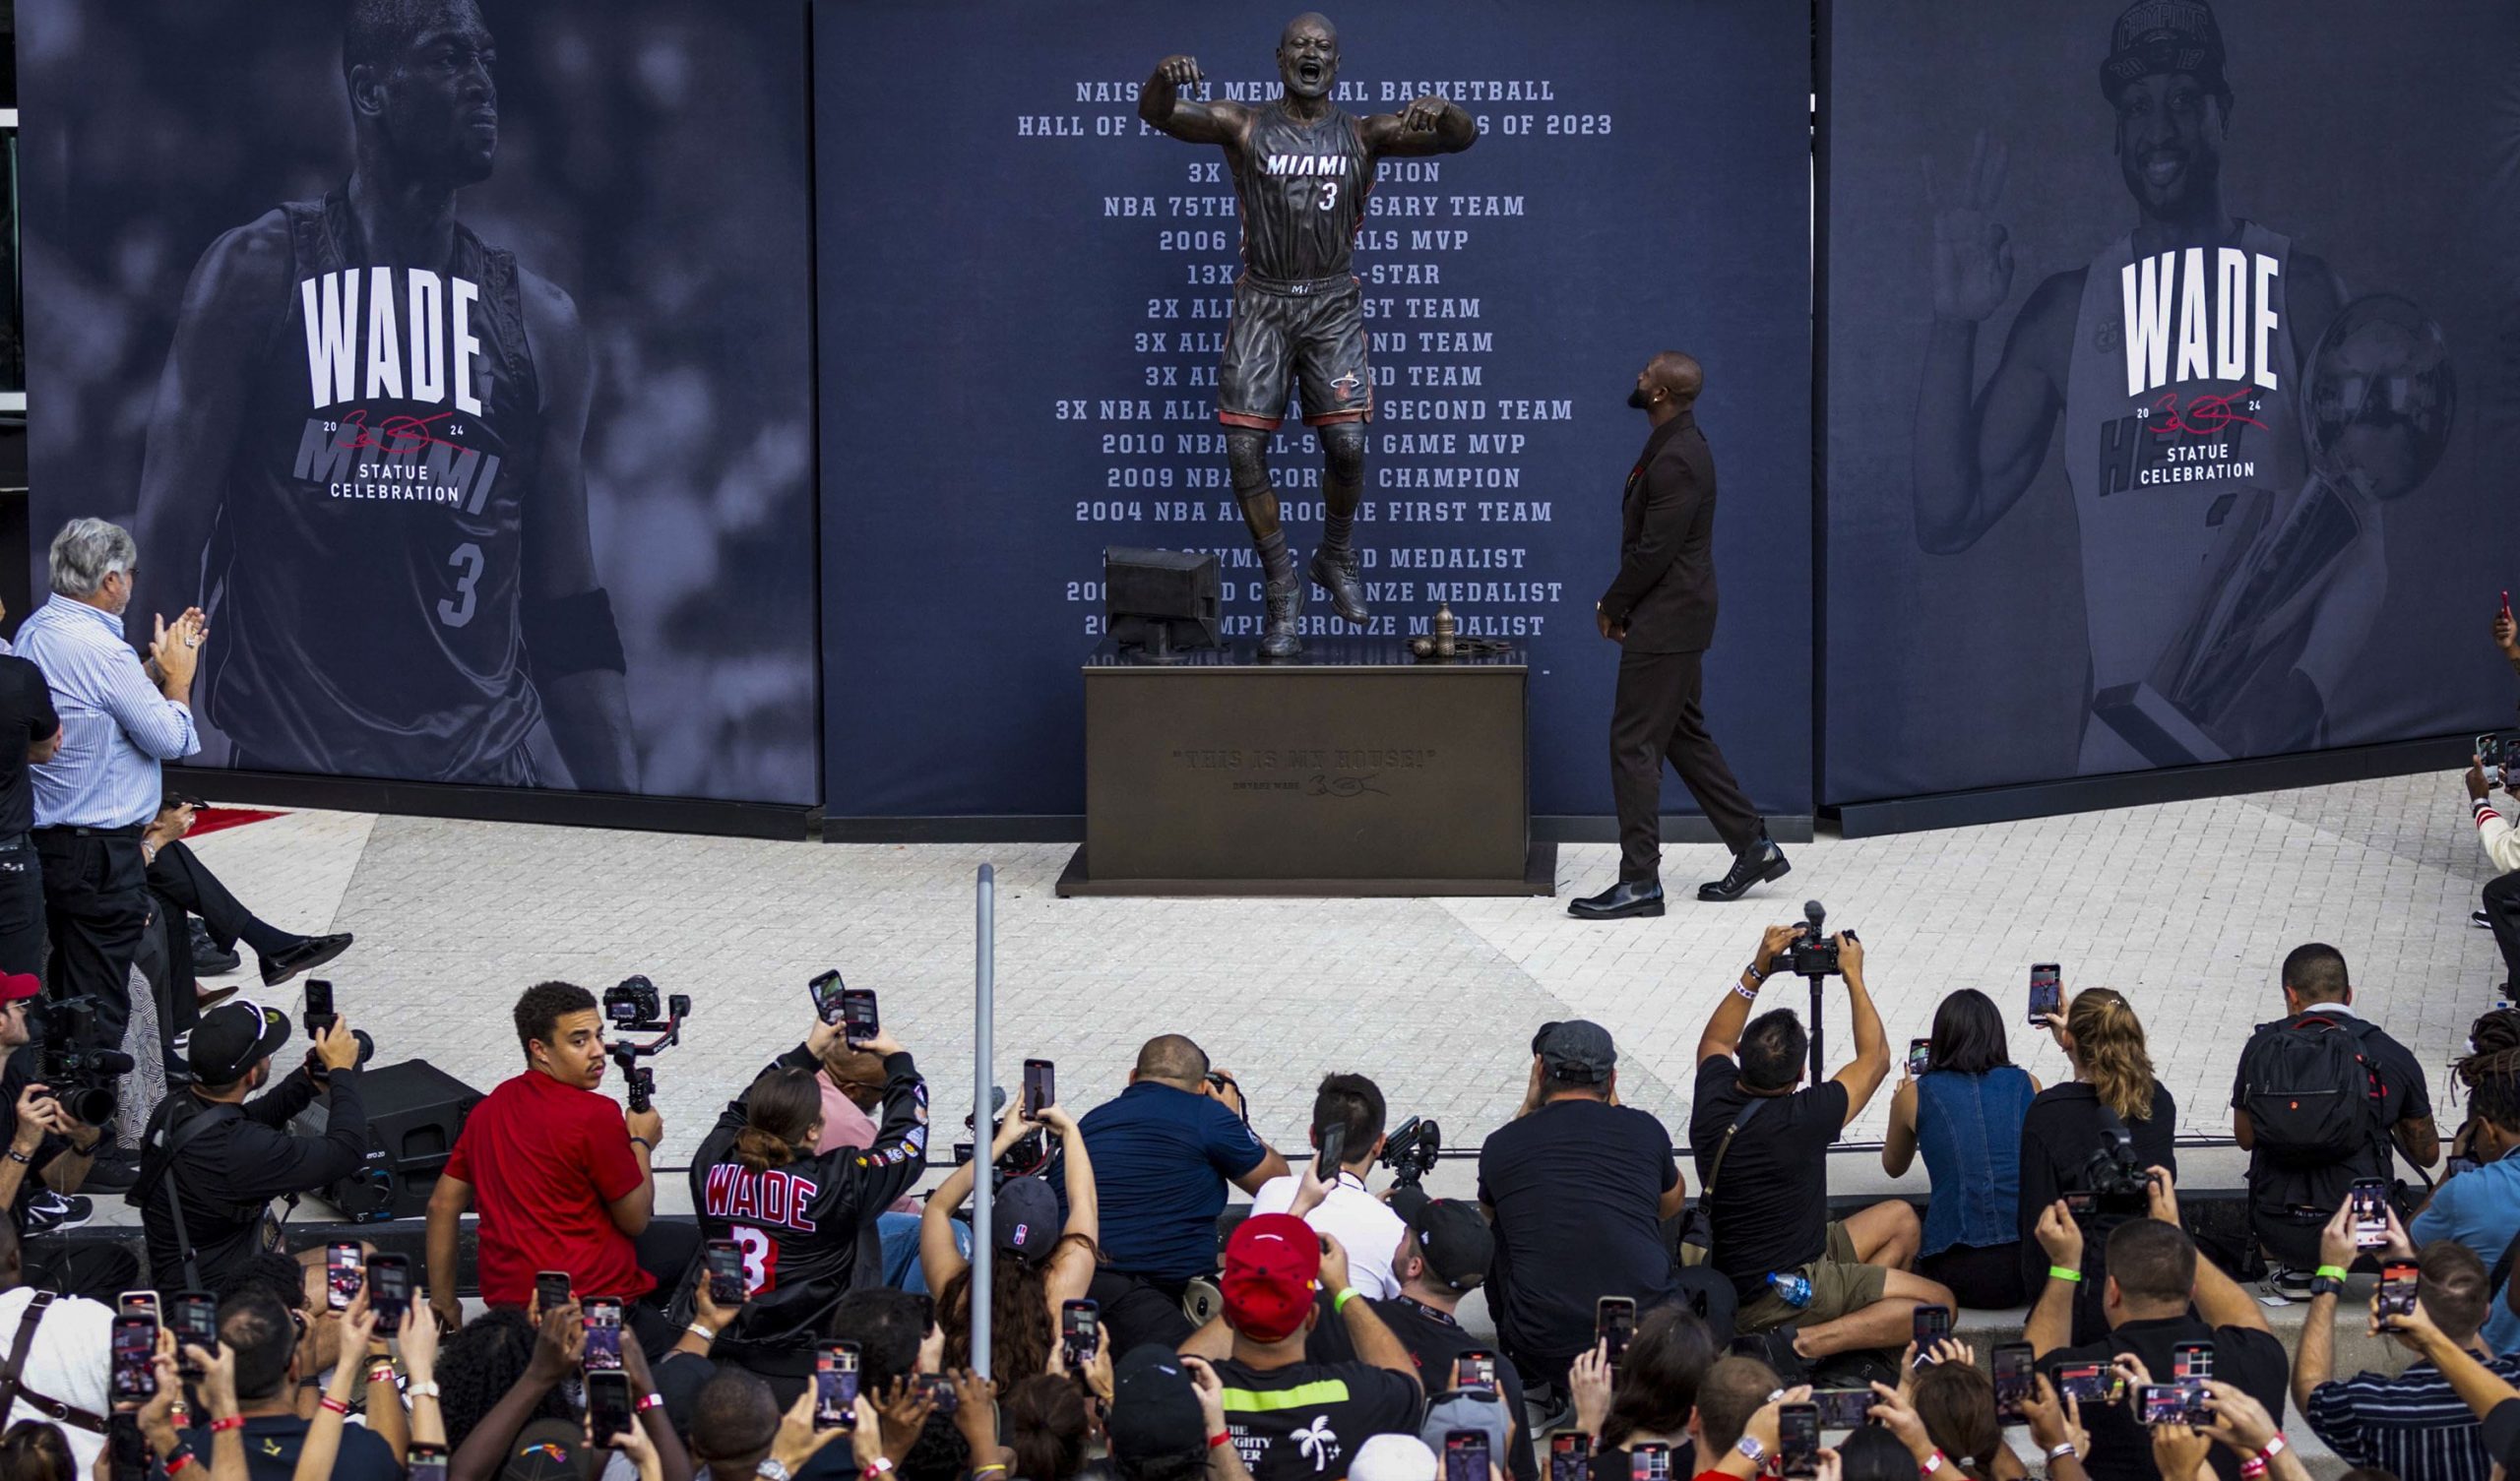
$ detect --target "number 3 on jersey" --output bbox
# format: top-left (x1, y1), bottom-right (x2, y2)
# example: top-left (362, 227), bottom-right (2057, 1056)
top-left (729, 1225), bottom-right (777, 1294)
top-left (438, 542), bottom-right (483, 628)
top-left (1318, 180), bottom-right (1339, 212)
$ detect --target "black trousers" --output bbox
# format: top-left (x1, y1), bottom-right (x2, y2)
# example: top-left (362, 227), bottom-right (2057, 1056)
top-left (0, 837), bottom-right (45, 979)
top-left (1088, 1267), bottom-right (1196, 1356)
top-left (33, 829), bottom-right (148, 1052)
top-left (1610, 648), bottom-right (1759, 881)
top-left (143, 839), bottom-right (282, 1041)
top-left (2486, 872), bottom-right (2520, 986)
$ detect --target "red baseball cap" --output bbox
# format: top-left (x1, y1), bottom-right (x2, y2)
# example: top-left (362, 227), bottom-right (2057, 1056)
top-left (1222, 1212), bottom-right (1320, 1342)
top-left (0, 975), bottom-right (39, 1007)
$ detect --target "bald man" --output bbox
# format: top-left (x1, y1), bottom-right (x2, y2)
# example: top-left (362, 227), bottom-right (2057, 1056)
top-left (1571, 353), bottom-right (1786, 920)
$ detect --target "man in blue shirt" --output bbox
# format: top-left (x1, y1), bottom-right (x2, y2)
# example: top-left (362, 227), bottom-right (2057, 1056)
top-left (1081, 1033), bottom-right (1290, 1354)
top-left (2417, 1031), bottom-right (2520, 1351)
top-left (15, 520), bottom-right (202, 1097)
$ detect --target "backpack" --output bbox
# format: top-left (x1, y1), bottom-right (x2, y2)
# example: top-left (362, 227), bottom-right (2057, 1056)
top-left (2235, 1013), bottom-right (2387, 1169)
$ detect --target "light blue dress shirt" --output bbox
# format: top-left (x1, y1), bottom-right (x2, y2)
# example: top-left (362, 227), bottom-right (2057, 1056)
top-left (14, 596), bottom-right (199, 830)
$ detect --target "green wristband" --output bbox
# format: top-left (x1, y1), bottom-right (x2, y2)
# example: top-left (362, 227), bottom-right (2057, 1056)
top-left (1332, 1287), bottom-right (1359, 1313)
top-left (2314, 1265), bottom-right (2350, 1282)
top-left (2048, 1265), bottom-right (2082, 1283)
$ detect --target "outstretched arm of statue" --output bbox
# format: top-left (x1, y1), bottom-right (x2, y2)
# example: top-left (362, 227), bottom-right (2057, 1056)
top-left (1141, 53), bottom-right (1248, 145)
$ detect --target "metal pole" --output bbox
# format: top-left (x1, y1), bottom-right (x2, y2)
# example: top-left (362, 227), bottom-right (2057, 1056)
top-left (971, 863), bottom-right (995, 1380)
top-left (1808, 975), bottom-right (1825, 1090)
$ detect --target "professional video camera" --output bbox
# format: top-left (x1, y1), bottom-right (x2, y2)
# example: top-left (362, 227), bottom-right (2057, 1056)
top-left (2075, 1115), bottom-right (2156, 1216)
top-left (955, 1086), bottom-right (1062, 1183)
top-left (601, 975), bottom-right (689, 1114)
top-left (32, 996), bottom-right (134, 1126)
top-left (1774, 899), bottom-right (1850, 978)
top-left (1380, 1115), bottom-right (1441, 1190)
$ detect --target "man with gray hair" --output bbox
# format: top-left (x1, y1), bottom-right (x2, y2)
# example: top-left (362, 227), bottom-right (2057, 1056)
top-left (14, 520), bottom-right (203, 1112)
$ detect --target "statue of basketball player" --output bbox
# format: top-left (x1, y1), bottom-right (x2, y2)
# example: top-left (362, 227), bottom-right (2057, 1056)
top-left (1140, 15), bottom-right (1476, 659)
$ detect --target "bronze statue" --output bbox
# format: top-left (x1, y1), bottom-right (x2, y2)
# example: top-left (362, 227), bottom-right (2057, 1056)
top-left (1140, 14), bottom-right (1476, 658)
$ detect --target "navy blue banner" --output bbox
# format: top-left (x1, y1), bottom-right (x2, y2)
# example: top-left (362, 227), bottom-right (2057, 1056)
top-left (1823, 0), bottom-right (2518, 803)
top-left (819, 0), bottom-right (1812, 820)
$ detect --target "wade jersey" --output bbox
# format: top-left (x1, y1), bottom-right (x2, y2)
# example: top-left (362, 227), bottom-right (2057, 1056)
top-left (205, 190), bottom-right (543, 783)
top-left (2062, 222), bottom-right (2303, 697)
top-left (1229, 101), bottom-right (1372, 282)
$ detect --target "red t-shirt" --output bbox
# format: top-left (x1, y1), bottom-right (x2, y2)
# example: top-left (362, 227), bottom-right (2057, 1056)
top-left (446, 1071), bottom-right (650, 1306)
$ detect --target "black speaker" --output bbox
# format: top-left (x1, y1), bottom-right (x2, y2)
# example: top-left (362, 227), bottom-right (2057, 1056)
top-left (290, 1059), bottom-right (484, 1222)
top-left (1103, 546), bottom-right (1221, 660)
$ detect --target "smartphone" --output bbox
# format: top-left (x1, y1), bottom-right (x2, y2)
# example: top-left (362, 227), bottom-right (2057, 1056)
top-left (1812, 1389), bottom-right (1873, 1429)
top-left (1024, 1058), bottom-right (1055, 1119)
top-left (2351, 1178), bottom-right (2390, 1250)
top-left (815, 1341), bottom-right (861, 1432)
top-left (365, 1254), bottom-right (411, 1328)
top-left (325, 1242), bottom-right (361, 1311)
top-left (705, 1239), bottom-right (747, 1305)
top-left (2029, 963), bottom-right (2062, 1025)
top-left (304, 978), bottom-right (338, 1038)
top-left (1596, 1296), bottom-right (1637, 1365)
top-left (1546, 1433), bottom-right (1594, 1481)
top-left (915, 1373), bottom-right (959, 1415)
top-left (108, 1414), bottom-right (148, 1481)
top-left (116, 1291), bottom-right (158, 1321)
top-left (586, 1371), bottom-right (634, 1445)
top-left (1908, 1038), bottom-right (1930, 1077)
top-left (2172, 1340), bottom-right (2213, 1384)
top-left (582, 1296), bottom-right (624, 1372)
top-left (1452, 1350), bottom-right (1497, 1397)
top-left (1629, 1443), bottom-right (1670, 1481)
top-left (2137, 1384), bottom-right (2210, 1426)
top-left (2052, 1363), bottom-right (2119, 1403)
top-left (1779, 1403), bottom-right (1820, 1479)
top-left (407, 1443), bottom-right (449, 1481)
top-left (1060, 1299), bottom-right (1101, 1370)
top-left (2378, 1262), bottom-right (2420, 1321)
top-left (809, 969), bottom-right (849, 1026)
top-left (110, 1315), bottom-right (157, 1402)
top-left (535, 1270), bottom-right (572, 1314)
top-left (1443, 1431), bottom-right (1492, 1481)
top-left (840, 987), bottom-right (879, 1047)
top-left (1992, 1342), bottom-right (2034, 1423)
top-left (1317, 1121), bottom-right (1347, 1176)
top-left (1911, 1303), bottom-right (1952, 1355)
top-left (169, 1292), bottom-right (219, 1379)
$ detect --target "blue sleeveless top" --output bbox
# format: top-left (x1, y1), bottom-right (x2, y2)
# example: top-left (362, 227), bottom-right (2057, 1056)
top-left (1916, 1066), bottom-right (2036, 1255)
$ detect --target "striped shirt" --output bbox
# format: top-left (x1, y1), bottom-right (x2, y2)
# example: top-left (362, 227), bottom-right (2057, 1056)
top-left (14, 596), bottom-right (197, 829)
top-left (2303, 1353), bottom-right (2520, 1481)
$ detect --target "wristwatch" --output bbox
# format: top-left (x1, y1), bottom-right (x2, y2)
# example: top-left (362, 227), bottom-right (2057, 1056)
top-left (1735, 1437), bottom-right (1767, 1465)
top-left (2307, 1275), bottom-right (2347, 1298)
top-left (758, 1462), bottom-right (791, 1481)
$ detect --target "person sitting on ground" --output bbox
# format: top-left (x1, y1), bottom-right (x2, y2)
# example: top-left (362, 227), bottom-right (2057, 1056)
top-left (2018, 987), bottom-right (2177, 1346)
top-left (1249, 1074), bottom-right (1409, 1302)
top-left (1080, 1035), bottom-right (1290, 1354)
top-left (688, 1009), bottom-right (928, 1390)
top-left (1374, 1189), bottom-right (1534, 1481)
top-left (1692, 924), bottom-right (1950, 1377)
top-left (2295, 1200), bottom-right (2520, 1481)
top-left (2233, 943), bottom-right (2435, 1292)
top-left (923, 1100), bottom-right (1098, 1381)
top-left (0, 971), bottom-right (109, 1277)
top-left (1882, 988), bottom-right (2041, 1308)
top-left (2416, 1018), bottom-right (2520, 1352)
top-left (2028, 1171), bottom-right (2285, 1481)
top-left (811, 1038), bottom-right (948, 1290)
top-left (1200, 1217), bottom-right (1421, 1481)
top-left (1481, 1018), bottom-right (1733, 1392)
top-left (1567, 1305), bottom-right (1717, 1480)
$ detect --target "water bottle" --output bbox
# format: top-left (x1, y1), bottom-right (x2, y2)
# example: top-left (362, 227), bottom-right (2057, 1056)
top-left (1768, 1271), bottom-right (1812, 1309)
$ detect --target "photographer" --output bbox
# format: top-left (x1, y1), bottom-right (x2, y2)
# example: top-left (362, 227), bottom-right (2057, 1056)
top-left (1691, 924), bottom-right (1946, 1374)
top-left (2467, 755), bottom-right (2520, 991)
top-left (2017, 987), bottom-right (2176, 1345)
top-left (0, 974), bottom-right (104, 1254)
top-left (688, 1009), bottom-right (927, 1389)
top-left (1375, 1190), bottom-right (1534, 1481)
top-left (2415, 1026), bottom-right (2520, 1353)
top-left (1248, 1075), bottom-right (1408, 1300)
top-left (428, 981), bottom-right (688, 1345)
top-left (133, 999), bottom-right (368, 1294)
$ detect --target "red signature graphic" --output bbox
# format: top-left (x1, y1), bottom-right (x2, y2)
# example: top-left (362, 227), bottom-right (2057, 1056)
top-left (337, 408), bottom-right (467, 456)
top-left (2147, 386), bottom-right (2267, 438)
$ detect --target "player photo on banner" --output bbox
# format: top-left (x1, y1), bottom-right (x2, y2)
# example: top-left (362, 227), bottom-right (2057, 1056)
top-left (1824, 0), bottom-right (2513, 804)
top-left (18, 0), bottom-right (818, 803)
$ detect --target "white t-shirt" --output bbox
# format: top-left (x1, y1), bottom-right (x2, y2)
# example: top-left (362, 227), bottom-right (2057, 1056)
top-left (1248, 1170), bottom-right (1410, 1300)
top-left (0, 1287), bottom-right (113, 1474)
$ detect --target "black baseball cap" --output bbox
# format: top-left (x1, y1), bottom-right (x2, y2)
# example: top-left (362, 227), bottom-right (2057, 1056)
top-left (2100, 0), bottom-right (2229, 101)
top-left (1106, 1344), bottom-right (1208, 1460)
top-left (1532, 1019), bottom-right (1616, 1084)
top-left (993, 1176), bottom-right (1061, 1265)
top-left (180, 1000), bottom-right (291, 1085)
top-left (1390, 1187), bottom-right (1493, 1292)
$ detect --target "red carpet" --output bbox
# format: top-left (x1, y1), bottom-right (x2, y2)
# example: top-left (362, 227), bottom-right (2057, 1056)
top-left (186, 806), bottom-right (284, 837)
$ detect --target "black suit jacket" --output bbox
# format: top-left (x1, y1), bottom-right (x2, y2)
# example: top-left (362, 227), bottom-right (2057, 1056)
top-left (1598, 410), bottom-right (1717, 653)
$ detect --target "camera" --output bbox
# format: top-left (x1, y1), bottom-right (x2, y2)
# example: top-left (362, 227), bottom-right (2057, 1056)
top-left (601, 976), bottom-right (690, 1114)
top-left (963, 1086), bottom-right (1061, 1182)
top-left (34, 996), bottom-right (135, 1126)
top-left (2075, 1118), bottom-right (2155, 1215)
top-left (1774, 900), bottom-right (1847, 978)
top-left (1381, 1116), bottom-right (1441, 1190)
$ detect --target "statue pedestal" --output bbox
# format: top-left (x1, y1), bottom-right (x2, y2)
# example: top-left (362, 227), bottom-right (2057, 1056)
top-left (1057, 638), bottom-right (1547, 897)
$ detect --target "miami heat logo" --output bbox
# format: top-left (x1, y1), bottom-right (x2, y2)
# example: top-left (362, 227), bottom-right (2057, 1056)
top-left (1331, 372), bottom-right (1361, 402)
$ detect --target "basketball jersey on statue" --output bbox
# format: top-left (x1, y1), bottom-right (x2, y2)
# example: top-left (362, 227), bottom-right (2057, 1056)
top-left (209, 190), bottom-right (544, 783)
top-left (2062, 222), bottom-right (2302, 765)
top-left (1230, 101), bottom-right (1371, 282)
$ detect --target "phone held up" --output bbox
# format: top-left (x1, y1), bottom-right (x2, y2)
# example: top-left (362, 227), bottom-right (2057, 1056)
top-left (1596, 1296), bottom-right (1636, 1367)
top-left (815, 1341), bottom-right (862, 1432)
top-left (2028, 963), bottom-right (2062, 1026)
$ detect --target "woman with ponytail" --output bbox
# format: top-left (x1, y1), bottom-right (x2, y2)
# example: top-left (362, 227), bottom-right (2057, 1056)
top-left (691, 1012), bottom-right (930, 1395)
top-left (2015, 986), bottom-right (2175, 1341)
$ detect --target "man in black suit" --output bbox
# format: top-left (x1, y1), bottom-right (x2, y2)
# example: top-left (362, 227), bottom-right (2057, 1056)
top-left (1571, 352), bottom-right (1787, 920)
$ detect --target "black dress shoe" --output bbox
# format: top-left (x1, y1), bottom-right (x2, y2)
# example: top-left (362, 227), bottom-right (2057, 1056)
top-left (1568, 880), bottom-right (1666, 920)
top-left (81, 1150), bottom-right (139, 1193)
top-left (260, 932), bottom-right (353, 987)
top-left (188, 917), bottom-right (241, 976)
top-left (1698, 834), bottom-right (1791, 902)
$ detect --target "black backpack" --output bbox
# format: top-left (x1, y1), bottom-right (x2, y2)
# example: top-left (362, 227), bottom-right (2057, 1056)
top-left (2235, 1013), bottom-right (2385, 1169)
